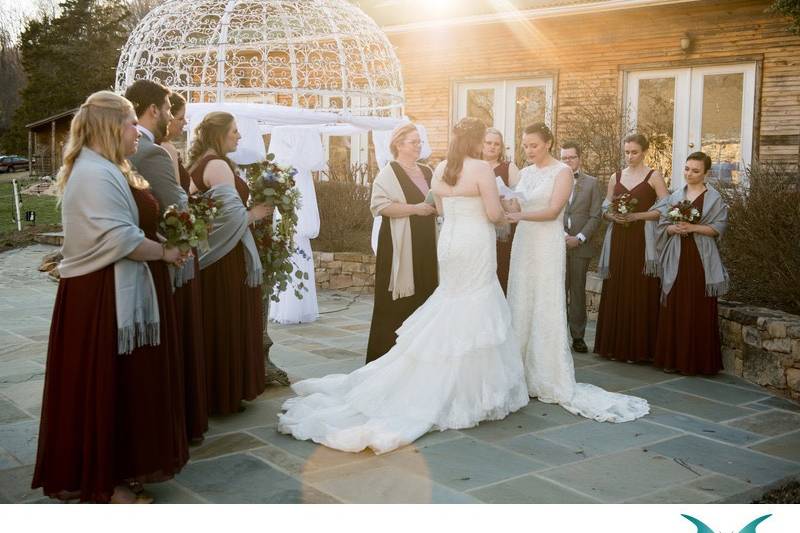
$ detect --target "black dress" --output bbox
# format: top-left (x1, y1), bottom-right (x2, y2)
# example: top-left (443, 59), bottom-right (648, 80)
top-left (366, 162), bottom-right (438, 363)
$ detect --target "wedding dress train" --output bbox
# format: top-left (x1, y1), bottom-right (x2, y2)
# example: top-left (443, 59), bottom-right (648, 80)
top-left (278, 196), bottom-right (529, 454)
top-left (507, 162), bottom-right (650, 423)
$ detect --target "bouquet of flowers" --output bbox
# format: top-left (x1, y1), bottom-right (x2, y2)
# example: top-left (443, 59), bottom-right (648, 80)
top-left (242, 154), bottom-right (309, 301)
top-left (610, 192), bottom-right (639, 227)
top-left (667, 200), bottom-right (702, 224)
top-left (159, 205), bottom-right (200, 253)
top-left (187, 195), bottom-right (221, 251)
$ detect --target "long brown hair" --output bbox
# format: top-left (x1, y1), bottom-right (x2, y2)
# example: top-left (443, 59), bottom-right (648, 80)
top-left (56, 91), bottom-right (148, 195)
top-left (187, 111), bottom-right (236, 168)
top-left (443, 117), bottom-right (486, 186)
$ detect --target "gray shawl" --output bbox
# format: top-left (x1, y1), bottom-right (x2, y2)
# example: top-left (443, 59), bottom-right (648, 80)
top-left (597, 199), bottom-right (659, 279)
top-left (198, 184), bottom-right (263, 288)
top-left (59, 148), bottom-right (160, 355)
top-left (655, 184), bottom-right (729, 304)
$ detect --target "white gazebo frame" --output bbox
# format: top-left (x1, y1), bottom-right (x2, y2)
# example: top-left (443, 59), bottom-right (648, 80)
top-left (115, 0), bottom-right (404, 117)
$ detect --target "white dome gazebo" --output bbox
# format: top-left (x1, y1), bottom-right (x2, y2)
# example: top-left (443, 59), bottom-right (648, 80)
top-left (115, 0), bottom-right (427, 326)
top-left (115, 0), bottom-right (404, 116)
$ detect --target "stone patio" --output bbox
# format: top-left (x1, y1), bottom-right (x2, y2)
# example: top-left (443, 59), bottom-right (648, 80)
top-left (1, 245), bottom-right (799, 504)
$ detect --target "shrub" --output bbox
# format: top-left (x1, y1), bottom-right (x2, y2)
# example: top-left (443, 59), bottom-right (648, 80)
top-left (313, 177), bottom-right (373, 254)
top-left (718, 162), bottom-right (800, 315)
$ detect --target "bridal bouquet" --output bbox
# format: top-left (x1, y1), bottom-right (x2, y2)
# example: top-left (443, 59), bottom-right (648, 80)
top-left (242, 155), bottom-right (309, 302)
top-left (187, 195), bottom-right (221, 251)
top-left (610, 192), bottom-right (639, 227)
top-left (667, 200), bottom-right (701, 224)
top-left (159, 205), bottom-right (201, 253)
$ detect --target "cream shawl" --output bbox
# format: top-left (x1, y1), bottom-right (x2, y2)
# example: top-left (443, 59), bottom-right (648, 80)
top-left (370, 163), bottom-right (415, 300)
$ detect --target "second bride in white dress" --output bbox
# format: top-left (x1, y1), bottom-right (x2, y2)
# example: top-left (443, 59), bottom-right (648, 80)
top-left (506, 123), bottom-right (649, 423)
top-left (278, 118), bottom-right (529, 454)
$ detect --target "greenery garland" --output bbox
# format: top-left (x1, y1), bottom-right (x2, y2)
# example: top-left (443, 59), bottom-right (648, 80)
top-left (242, 154), bottom-right (309, 302)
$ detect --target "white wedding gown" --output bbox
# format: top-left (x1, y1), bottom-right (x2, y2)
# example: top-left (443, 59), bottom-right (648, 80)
top-left (507, 162), bottom-right (650, 423)
top-left (278, 195), bottom-right (529, 454)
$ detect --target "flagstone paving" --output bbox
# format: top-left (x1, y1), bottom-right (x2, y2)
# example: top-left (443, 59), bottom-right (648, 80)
top-left (1, 244), bottom-right (799, 504)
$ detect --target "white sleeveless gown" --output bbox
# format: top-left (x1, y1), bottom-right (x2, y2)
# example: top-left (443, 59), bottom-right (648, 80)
top-left (507, 162), bottom-right (650, 423)
top-left (278, 196), bottom-right (529, 454)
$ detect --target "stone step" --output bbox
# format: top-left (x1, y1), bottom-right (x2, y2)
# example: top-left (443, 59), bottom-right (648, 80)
top-left (34, 231), bottom-right (63, 246)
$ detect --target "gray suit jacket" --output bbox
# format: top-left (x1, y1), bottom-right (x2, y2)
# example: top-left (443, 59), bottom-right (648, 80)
top-left (128, 134), bottom-right (187, 214)
top-left (564, 171), bottom-right (603, 259)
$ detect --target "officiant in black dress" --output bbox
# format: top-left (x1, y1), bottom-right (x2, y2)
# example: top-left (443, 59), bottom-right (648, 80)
top-left (366, 123), bottom-right (438, 362)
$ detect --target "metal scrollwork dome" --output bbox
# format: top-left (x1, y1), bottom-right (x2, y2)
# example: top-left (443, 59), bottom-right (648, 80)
top-left (115, 0), bottom-right (404, 116)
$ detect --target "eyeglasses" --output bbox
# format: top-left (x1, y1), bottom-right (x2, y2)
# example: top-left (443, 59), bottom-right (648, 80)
top-left (561, 155), bottom-right (579, 161)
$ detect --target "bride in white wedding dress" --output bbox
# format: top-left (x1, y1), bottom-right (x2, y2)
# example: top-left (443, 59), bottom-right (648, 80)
top-left (506, 123), bottom-right (649, 423)
top-left (278, 118), bottom-right (529, 454)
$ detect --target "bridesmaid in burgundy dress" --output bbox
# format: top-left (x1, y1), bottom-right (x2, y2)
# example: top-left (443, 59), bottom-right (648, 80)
top-left (160, 92), bottom-right (209, 442)
top-left (654, 152), bottom-right (728, 374)
top-left (482, 127), bottom-right (520, 294)
top-left (187, 112), bottom-right (271, 415)
top-left (32, 91), bottom-right (189, 503)
top-left (594, 133), bottom-right (668, 363)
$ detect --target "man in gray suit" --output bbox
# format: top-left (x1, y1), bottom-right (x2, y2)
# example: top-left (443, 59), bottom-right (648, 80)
top-left (561, 141), bottom-right (603, 353)
top-left (124, 79), bottom-right (186, 214)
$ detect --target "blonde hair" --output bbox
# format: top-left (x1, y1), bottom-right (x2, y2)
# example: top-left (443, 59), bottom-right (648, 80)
top-left (187, 111), bottom-right (236, 168)
top-left (482, 127), bottom-right (507, 163)
top-left (56, 91), bottom-right (148, 195)
top-left (389, 123), bottom-right (418, 159)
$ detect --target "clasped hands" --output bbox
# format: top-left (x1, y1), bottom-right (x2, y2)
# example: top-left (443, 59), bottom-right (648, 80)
top-left (502, 199), bottom-right (522, 224)
top-left (607, 212), bottom-right (645, 224)
top-left (667, 222), bottom-right (696, 236)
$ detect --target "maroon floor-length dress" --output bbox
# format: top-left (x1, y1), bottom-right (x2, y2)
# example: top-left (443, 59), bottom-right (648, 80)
top-left (191, 155), bottom-right (266, 415)
top-left (654, 192), bottom-right (723, 375)
top-left (593, 170), bottom-right (661, 362)
top-left (494, 161), bottom-right (516, 294)
top-left (366, 162), bottom-right (438, 363)
top-left (174, 156), bottom-right (209, 441)
top-left (32, 187), bottom-right (188, 503)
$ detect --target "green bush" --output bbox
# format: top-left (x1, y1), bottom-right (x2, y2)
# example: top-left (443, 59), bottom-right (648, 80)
top-left (718, 162), bottom-right (800, 315)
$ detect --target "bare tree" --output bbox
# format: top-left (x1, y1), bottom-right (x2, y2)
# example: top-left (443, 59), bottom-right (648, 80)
top-left (124, 0), bottom-right (161, 30)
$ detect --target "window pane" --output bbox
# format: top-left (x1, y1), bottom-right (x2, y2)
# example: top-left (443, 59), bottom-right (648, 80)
top-left (701, 73), bottom-right (744, 184)
top-left (637, 78), bottom-right (675, 185)
top-left (466, 88), bottom-right (494, 128)
top-left (513, 86), bottom-right (547, 167)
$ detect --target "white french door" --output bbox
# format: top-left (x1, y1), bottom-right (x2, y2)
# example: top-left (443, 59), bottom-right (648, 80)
top-left (455, 78), bottom-right (554, 167)
top-left (627, 63), bottom-right (756, 189)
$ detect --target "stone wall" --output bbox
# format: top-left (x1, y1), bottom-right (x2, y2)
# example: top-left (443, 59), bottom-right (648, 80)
top-left (585, 273), bottom-right (800, 400)
top-left (314, 252), bottom-right (375, 294)
top-left (717, 304), bottom-right (800, 401)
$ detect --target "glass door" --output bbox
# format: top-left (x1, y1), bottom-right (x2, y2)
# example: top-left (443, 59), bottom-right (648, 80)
top-left (455, 78), bottom-right (553, 167)
top-left (688, 64), bottom-right (756, 184)
top-left (627, 63), bottom-right (755, 189)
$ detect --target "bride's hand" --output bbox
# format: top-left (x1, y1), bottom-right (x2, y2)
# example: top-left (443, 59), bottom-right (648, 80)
top-left (506, 211), bottom-right (523, 224)
top-left (502, 199), bottom-right (521, 213)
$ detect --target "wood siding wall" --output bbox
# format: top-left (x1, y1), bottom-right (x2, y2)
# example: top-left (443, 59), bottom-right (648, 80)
top-left (388, 0), bottom-right (800, 168)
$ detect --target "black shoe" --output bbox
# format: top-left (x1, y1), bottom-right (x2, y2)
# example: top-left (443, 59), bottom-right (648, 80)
top-left (572, 338), bottom-right (588, 353)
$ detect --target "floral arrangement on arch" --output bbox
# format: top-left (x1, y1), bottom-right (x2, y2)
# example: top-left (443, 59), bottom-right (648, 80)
top-left (242, 154), bottom-right (310, 302)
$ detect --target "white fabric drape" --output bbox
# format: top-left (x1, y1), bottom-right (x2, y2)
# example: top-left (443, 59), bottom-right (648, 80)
top-left (267, 126), bottom-right (327, 324)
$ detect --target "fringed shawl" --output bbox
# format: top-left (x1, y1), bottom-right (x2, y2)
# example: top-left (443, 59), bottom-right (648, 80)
top-left (655, 184), bottom-right (729, 304)
top-left (198, 184), bottom-right (263, 288)
top-left (59, 148), bottom-right (160, 354)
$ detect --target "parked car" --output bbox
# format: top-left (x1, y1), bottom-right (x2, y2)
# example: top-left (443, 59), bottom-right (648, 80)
top-left (0, 155), bottom-right (29, 173)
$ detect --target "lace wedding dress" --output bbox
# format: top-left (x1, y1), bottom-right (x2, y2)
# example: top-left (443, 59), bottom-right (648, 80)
top-left (278, 195), bottom-right (529, 454)
top-left (507, 162), bottom-right (650, 423)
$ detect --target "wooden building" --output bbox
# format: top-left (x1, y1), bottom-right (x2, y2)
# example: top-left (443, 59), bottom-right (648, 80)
top-left (25, 109), bottom-right (76, 177)
top-left (359, 0), bottom-right (800, 187)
